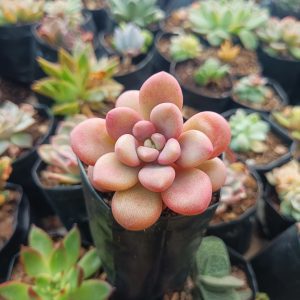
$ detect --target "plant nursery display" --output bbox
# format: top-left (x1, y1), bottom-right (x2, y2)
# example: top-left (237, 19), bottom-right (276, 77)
top-left (0, 226), bottom-right (112, 300)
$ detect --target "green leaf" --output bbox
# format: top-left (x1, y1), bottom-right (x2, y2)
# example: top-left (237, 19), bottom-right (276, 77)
top-left (0, 282), bottom-right (31, 300)
top-left (65, 266), bottom-right (84, 291)
top-left (290, 47), bottom-right (300, 60)
top-left (68, 280), bottom-right (111, 300)
top-left (29, 225), bottom-right (54, 259)
top-left (63, 227), bottom-right (81, 270)
top-left (200, 275), bottom-right (244, 290)
top-left (52, 103), bottom-right (80, 116)
top-left (37, 57), bottom-right (62, 78)
top-left (0, 140), bottom-right (10, 156)
top-left (21, 246), bottom-right (48, 277)
top-left (11, 133), bottom-right (33, 148)
top-left (78, 249), bottom-right (101, 279)
top-left (50, 244), bottom-right (68, 275)
top-left (239, 30), bottom-right (257, 50)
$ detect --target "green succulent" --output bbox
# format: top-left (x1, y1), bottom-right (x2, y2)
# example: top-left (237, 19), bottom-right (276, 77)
top-left (229, 109), bottom-right (270, 153)
top-left (272, 106), bottom-right (300, 140)
top-left (188, 0), bottom-right (269, 50)
top-left (0, 156), bottom-right (12, 206)
top-left (195, 236), bottom-right (252, 300)
top-left (194, 58), bottom-right (229, 87)
top-left (255, 293), bottom-right (270, 300)
top-left (169, 33), bottom-right (202, 62)
top-left (0, 101), bottom-right (36, 157)
top-left (32, 45), bottom-right (123, 116)
top-left (233, 75), bottom-right (271, 104)
top-left (257, 17), bottom-right (300, 60)
top-left (0, 226), bottom-right (111, 300)
top-left (108, 0), bottom-right (164, 28)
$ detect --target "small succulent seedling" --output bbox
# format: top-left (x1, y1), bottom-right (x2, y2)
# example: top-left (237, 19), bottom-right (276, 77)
top-left (233, 75), bottom-right (272, 104)
top-left (272, 106), bottom-right (300, 140)
top-left (32, 45), bottom-right (123, 116)
top-left (0, 0), bottom-right (44, 25)
top-left (217, 40), bottom-right (241, 63)
top-left (266, 160), bottom-right (300, 221)
top-left (0, 156), bottom-right (12, 206)
top-left (257, 17), bottom-right (300, 60)
top-left (112, 23), bottom-right (153, 58)
top-left (188, 0), bottom-right (269, 50)
top-left (71, 72), bottom-right (231, 231)
top-left (38, 115), bottom-right (87, 186)
top-left (108, 0), bottom-right (164, 28)
top-left (0, 101), bottom-right (36, 157)
top-left (0, 226), bottom-right (112, 300)
top-left (194, 58), bottom-right (229, 87)
top-left (195, 236), bottom-right (252, 300)
top-left (229, 109), bottom-right (270, 153)
top-left (169, 33), bottom-right (202, 62)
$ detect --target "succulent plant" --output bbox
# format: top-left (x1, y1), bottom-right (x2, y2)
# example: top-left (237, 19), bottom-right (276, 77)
top-left (272, 106), bottom-right (300, 140)
top-left (195, 236), bottom-right (251, 300)
top-left (255, 293), bottom-right (270, 300)
top-left (112, 23), bottom-right (153, 57)
top-left (0, 225), bottom-right (112, 300)
top-left (233, 75), bottom-right (272, 104)
top-left (0, 0), bottom-right (44, 25)
top-left (217, 40), bottom-right (241, 63)
top-left (0, 101), bottom-right (36, 157)
top-left (0, 156), bottom-right (12, 206)
top-left (38, 115), bottom-right (87, 186)
top-left (257, 17), bottom-right (300, 60)
top-left (108, 0), bottom-right (164, 28)
top-left (169, 33), bottom-right (202, 62)
top-left (229, 109), bottom-right (270, 153)
top-left (266, 160), bottom-right (300, 221)
top-left (194, 58), bottom-right (229, 87)
top-left (188, 0), bottom-right (269, 50)
top-left (71, 72), bottom-right (231, 231)
top-left (32, 46), bottom-right (123, 116)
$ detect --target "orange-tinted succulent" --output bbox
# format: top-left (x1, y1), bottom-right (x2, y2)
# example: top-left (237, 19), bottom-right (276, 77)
top-left (71, 72), bottom-right (231, 231)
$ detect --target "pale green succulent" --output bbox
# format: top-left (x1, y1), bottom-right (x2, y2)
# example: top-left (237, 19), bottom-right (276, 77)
top-left (108, 0), bottom-right (164, 28)
top-left (0, 101), bottom-right (36, 156)
top-left (169, 33), bottom-right (202, 62)
top-left (229, 109), bottom-right (270, 153)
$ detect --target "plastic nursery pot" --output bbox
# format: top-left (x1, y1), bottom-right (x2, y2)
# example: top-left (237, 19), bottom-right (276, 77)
top-left (257, 47), bottom-right (300, 99)
top-left (9, 104), bottom-right (55, 220)
top-left (251, 224), bottom-right (300, 300)
top-left (0, 23), bottom-right (37, 83)
top-left (222, 108), bottom-right (293, 174)
top-left (170, 61), bottom-right (232, 113)
top-left (32, 159), bottom-right (91, 242)
top-left (269, 0), bottom-right (300, 19)
top-left (83, 7), bottom-right (108, 33)
top-left (207, 169), bottom-right (263, 254)
top-left (79, 160), bottom-right (219, 300)
top-left (230, 78), bottom-right (289, 114)
top-left (0, 183), bottom-right (30, 283)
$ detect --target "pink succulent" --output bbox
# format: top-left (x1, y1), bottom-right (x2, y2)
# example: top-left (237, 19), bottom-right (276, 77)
top-left (71, 72), bottom-right (231, 231)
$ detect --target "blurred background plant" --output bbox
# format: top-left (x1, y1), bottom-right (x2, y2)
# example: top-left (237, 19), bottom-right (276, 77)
top-left (0, 156), bottom-right (12, 206)
top-left (217, 40), bottom-right (241, 63)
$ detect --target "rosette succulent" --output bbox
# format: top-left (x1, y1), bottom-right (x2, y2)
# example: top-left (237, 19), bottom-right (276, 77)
top-left (217, 40), bottom-right (241, 63)
top-left (0, 101), bottom-right (36, 157)
top-left (0, 156), bottom-right (12, 206)
top-left (71, 72), bottom-right (231, 231)
top-left (229, 109), bottom-right (270, 153)
top-left (38, 115), bottom-right (87, 186)
top-left (169, 33), bottom-right (202, 62)
top-left (0, 0), bottom-right (44, 25)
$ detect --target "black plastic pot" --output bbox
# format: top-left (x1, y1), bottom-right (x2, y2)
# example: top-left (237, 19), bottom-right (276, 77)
top-left (83, 8), bottom-right (108, 33)
top-left (257, 47), bottom-right (300, 99)
top-left (79, 160), bottom-right (219, 300)
top-left (9, 104), bottom-right (55, 220)
top-left (170, 61), bottom-right (232, 113)
top-left (230, 78), bottom-right (289, 114)
top-left (161, 0), bottom-right (195, 12)
top-left (32, 159), bottom-right (91, 242)
top-left (222, 108), bottom-right (293, 174)
top-left (251, 224), bottom-right (300, 300)
top-left (0, 183), bottom-right (30, 283)
top-left (207, 169), bottom-right (263, 254)
top-left (269, 0), bottom-right (300, 19)
top-left (0, 23), bottom-right (37, 83)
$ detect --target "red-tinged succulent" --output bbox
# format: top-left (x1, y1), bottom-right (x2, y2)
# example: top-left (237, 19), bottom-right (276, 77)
top-left (71, 72), bottom-right (231, 231)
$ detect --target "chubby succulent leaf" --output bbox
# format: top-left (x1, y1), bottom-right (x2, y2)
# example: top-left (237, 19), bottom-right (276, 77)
top-left (63, 227), bottom-right (81, 269)
top-left (0, 282), bottom-right (31, 300)
top-left (29, 226), bottom-right (54, 259)
top-left (201, 275), bottom-right (244, 289)
top-left (78, 249), bottom-right (101, 279)
top-left (11, 133), bottom-right (33, 148)
top-left (21, 247), bottom-right (48, 277)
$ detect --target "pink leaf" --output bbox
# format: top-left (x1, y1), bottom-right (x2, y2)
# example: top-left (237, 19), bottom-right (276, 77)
top-left (137, 146), bottom-right (159, 163)
top-left (151, 133), bottom-right (166, 150)
top-left (132, 120), bottom-right (156, 142)
top-left (115, 134), bottom-right (140, 167)
top-left (157, 138), bottom-right (181, 165)
top-left (115, 90), bottom-right (140, 112)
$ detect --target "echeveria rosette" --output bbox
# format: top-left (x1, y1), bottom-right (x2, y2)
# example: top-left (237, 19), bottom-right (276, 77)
top-left (71, 72), bottom-right (231, 231)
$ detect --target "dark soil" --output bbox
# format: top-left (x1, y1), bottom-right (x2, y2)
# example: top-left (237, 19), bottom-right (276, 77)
top-left (236, 132), bottom-right (288, 166)
top-left (0, 79), bottom-right (31, 103)
top-left (0, 190), bottom-right (21, 249)
top-left (83, 0), bottom-right (107, 10)
top-left (161, 7), bottom-right (192, 33)
top-left (201, 48), bottom-right (261, 77)
top-left (157, 35), bottom-right (173, 62)
top-left (175, 60), bottom-right (232, 99)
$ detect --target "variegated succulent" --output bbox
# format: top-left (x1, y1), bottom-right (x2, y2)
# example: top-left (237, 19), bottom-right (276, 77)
top-left (38, 115), bottom-right (87, 186)
top-left (0, 156), bottom-right (12, 206)
top-left (0, 101), bottom-right (36, 157)
top-left (71, 72), bottom-right (231, 231)
top-left (266, 160), bottom-right (300, 221)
